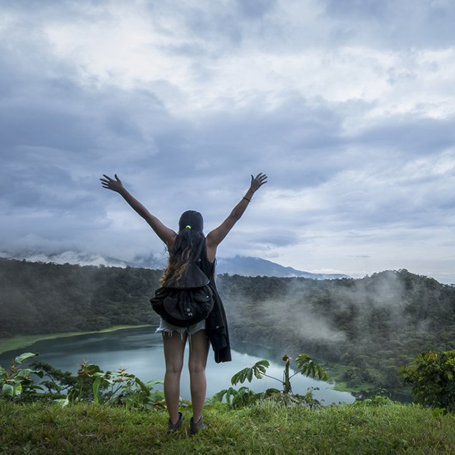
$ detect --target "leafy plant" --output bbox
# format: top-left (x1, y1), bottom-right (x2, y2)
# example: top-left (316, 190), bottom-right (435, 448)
top-left (400, 350), bottom-right (455, 411)
top-left (353, 395), bottom-right (394, 407)
top-left (91, 367), bottom-right (165, 410)
top-left (231, 354), bottom-right (327, 394)
top-left (295, 354), bottom-right (329, 381)
top-left (212, 386), bottom-right (257, 409)
top-left (0, 353), bottom-right (44, 400)
top-left (214, 354), bottom-right (328, 408)
top-left (1, 353), bottom-right (165, 410)
top-left (31, 360), bottom-right (77, 396)
top-left (56, 361), bottom-right (165, 410)
top-left (231, 360), bottom-right (271, 386)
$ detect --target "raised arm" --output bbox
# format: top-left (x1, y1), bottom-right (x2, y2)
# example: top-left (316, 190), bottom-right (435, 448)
top-left (206, 173), bottom-right (267, 262)
top-left (100, 174), bottom-right (177, 247)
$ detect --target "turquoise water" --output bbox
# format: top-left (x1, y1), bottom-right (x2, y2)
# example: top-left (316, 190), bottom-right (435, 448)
top-left (0, 327), bottom-right (354, 404)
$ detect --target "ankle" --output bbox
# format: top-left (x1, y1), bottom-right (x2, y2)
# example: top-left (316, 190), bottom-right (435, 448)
top-left (170, 415), bottom-right (180, 425)
top-left (167, 412), bottom-right (184, 432)
top-left (190, 415), bottom-right (206, 435)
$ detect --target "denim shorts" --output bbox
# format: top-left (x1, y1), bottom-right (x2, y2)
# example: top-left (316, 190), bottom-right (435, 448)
top-left (155, 318), bottom-right (206, 337)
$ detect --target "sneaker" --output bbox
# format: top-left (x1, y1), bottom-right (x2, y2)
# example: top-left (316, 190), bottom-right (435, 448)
top-left (167, 412), bottom-right (184, 432)
top-left (189, 416), bottom-right (206, 435)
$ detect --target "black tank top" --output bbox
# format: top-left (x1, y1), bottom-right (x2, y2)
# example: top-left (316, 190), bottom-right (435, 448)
top-left (198, 238), bottom-right (216, 284)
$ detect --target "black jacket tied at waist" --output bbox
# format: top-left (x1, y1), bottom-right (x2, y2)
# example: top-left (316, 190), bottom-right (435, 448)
top-left (205, 283), bottom-right (231, 363)
top-left (197, 239), bottom-right (231, 363)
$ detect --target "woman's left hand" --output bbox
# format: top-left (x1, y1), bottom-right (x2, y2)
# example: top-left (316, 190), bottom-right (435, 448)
top-left (249, 173), bottom-right (268, 193)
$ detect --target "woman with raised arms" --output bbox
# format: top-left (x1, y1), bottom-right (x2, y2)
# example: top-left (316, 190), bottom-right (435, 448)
top-left (100, 172), bottom-right (267, 433)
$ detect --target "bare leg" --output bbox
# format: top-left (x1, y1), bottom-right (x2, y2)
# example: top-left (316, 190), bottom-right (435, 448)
top-left (162, 332), bottom-right (187, 425)
top-left (188, 330), bottom-right (210, 423)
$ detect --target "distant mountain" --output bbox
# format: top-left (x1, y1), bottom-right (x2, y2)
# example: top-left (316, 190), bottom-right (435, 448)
top-left (0, 250), bottom-right (348, 280)
top-left (0, 251), bottom-right (131, 268)
top-left (130, 252), bottom-right (168, 270)
top-left (216, 256), bottom-right (349, 279)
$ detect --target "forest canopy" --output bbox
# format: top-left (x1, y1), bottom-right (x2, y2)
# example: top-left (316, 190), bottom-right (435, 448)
top-left (1, 258), bottom-right (454, 394)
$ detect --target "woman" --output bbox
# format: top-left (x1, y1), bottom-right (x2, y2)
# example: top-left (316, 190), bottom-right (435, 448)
top-left (100, 172), bottom-right (267, 433)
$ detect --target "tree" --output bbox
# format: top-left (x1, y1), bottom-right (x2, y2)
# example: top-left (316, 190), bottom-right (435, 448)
top-left (400, 351), bottom-right (455, 411)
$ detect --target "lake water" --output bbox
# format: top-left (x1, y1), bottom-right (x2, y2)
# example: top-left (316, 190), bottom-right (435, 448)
top-left (0, 327), bottom-right (354, 405)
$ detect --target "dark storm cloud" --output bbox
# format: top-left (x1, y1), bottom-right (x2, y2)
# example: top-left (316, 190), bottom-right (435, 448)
top-left (324, 0), bottom-right (455, 48)
top-left (0, 33), bottom-right (178, 227)
top-left (1, 0), bottom-right (454, 282)
top-left (145, 0), bottom-right (285, 59)
top-left (147, 1), bottom-right (243, 50)
top-left (246, 230), bottom-right (301, 248)
top-left (234, 0), bottom-right (277, 20)
top-left (353, 115), bottom-right (455, 155)
top-left (1, 0), bottom-right (110, 21)
top-left (169, 94), bottom-right (347, 191)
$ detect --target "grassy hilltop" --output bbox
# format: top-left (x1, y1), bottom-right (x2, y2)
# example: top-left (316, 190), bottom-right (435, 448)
top-left (1, 399), bottom-right (455, 454)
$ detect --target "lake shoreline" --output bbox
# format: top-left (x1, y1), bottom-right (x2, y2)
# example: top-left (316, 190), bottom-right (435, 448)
top-left (0, 326), bottom-right (408, 401)
top-left (0, 327), bottom-right (355, 404)
top-left (0, 324), bottom-right (155, 355)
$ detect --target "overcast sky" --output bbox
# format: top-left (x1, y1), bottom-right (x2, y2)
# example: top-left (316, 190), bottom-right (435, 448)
top-left (1, 0), bottom-right (455, 283)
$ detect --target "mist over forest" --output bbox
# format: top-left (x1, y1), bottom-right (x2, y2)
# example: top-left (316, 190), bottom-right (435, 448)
top-left (1, 258), bottom-right (454, 394)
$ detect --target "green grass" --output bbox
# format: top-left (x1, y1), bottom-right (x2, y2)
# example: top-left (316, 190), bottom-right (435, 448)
top-left (0, 325), bottom-right (153, 355)
top-left (1, 400), bottom-right (454, 454)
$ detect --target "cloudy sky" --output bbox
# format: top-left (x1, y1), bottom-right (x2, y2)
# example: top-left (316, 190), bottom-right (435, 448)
top-left (1, 0), bottom-right (455, 283)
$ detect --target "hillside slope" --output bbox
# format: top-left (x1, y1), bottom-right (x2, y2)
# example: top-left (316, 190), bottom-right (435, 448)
top-left (1, 258), bottom-right (455, 394)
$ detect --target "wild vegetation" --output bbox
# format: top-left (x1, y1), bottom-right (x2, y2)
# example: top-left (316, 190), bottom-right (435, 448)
top-left (1, 258), bottom-right (455, 395)
top-left (0, 351), bottom-right (328, 410)
top-left (0, 352), bottom-right (166, 409)
top-left (2, 398), bottom-right (455, 454)
top-left (400, 351), bottom-right (455, 412)
top-left (1, 351), bottom-right (455, 454)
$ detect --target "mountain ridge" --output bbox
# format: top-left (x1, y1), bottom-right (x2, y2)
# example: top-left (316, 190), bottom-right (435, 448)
top-left (0, 250), bottom-right (349, 280)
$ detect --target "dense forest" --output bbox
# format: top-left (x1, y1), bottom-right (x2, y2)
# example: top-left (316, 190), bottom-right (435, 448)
top-left (0, 259), bottom-right (162, 334)
top-left (1, 258), bottom-right (455, 394)
top-left (218, 271), bottom-right (455, 394)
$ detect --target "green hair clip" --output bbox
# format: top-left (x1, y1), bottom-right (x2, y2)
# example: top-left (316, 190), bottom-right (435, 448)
top-left (185, 225), bottom-right (192, 229)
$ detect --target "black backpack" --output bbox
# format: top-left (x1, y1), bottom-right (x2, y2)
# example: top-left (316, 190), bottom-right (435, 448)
top-left (150, 239), bottom-right (214, 327)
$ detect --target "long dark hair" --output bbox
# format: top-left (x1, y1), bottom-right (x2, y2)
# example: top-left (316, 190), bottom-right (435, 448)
top-left (160, 210), bottom-right (205, 285)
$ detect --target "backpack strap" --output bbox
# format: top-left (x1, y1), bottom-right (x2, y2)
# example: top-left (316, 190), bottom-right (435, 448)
top-left (192, 237), bottom-right (206, 265)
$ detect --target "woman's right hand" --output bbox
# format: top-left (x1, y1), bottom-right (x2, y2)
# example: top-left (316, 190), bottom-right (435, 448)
top-left (100, 174), bottom-right (125, 193)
